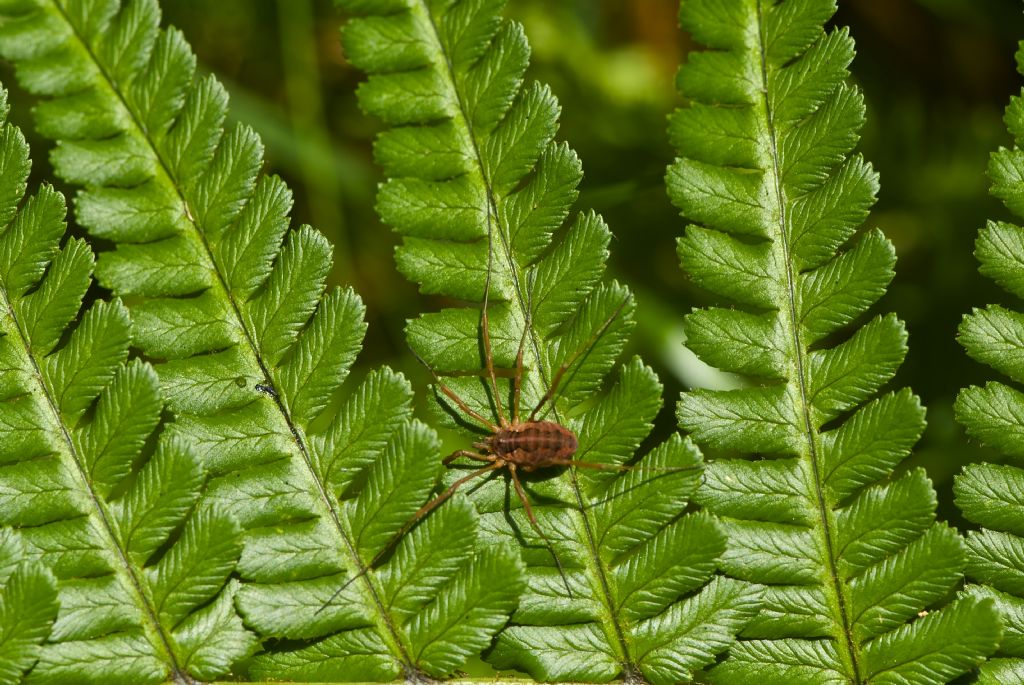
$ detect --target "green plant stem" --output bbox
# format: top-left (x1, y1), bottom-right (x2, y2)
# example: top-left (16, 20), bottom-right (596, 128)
top-left (410, 0), bottom-right (639, 672)
top-left (0, 292), bottom-right (184, 677)
top-left (44, 0), bottom-right (418, 675)
top-left (752, 1), bottom-right (861, 678)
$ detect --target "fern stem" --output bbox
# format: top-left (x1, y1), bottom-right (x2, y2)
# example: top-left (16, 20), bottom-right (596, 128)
top-left (42, 0), bottom-right (419, 674)
top-left (411, 1), bottom-right (641, 673)
top-left (412, 0), bottom-right (537, 369)
top-left (753, 1), bottom-right (860, 678)
top-left (567, 469), bottom-right (640, 679)
top-left (0, 287), bottom-right (190, 682)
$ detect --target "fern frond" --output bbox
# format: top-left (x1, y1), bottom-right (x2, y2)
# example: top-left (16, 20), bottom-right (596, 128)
top-left (667, 1), bottom-right (1000, 682)
top-left (956, 37), bottom-right (1024, 682)
top-left (0, 0), bottom-right (520, 678)
top-left (339, 1), bottom-right (760, 682)
top-left (0, 86), bottom-right (253, 683)
top-left (0, 528), bottom-right (58, 685)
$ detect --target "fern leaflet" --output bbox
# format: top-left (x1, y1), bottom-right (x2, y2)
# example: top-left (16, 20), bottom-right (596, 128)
top-left (956, 36), bottom-right (1024, 685)
top-left (0, 528), bottom-right (58, 685)
top-left (0, 0), bottom-right (520, 679)
top-left (667, 1), bottom-right (1000, 682)
top-left (340, 1), bottom-right (760, 682)
top-left (0, 85), bottom-right (253, 684)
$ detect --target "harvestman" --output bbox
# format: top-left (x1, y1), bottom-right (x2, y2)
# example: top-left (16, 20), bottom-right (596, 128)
top-left (321, 228), bottom-right (686, 608)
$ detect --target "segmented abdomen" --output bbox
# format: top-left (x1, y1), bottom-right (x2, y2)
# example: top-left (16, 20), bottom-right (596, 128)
top-left (491, 421), bottom-right (578, 468)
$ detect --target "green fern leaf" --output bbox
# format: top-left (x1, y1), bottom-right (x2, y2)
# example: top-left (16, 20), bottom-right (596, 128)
top-left (0, 0), bottom-right (519, 678)
top-left (339, 1), bottom-right (760, 682)
top-left (0, 85), bottom-right (253, 683)
top-left (0, 528), bottom-right (58, 685)
top-left (667, 1), bottom-right (1000, 682)
top-left (956, 37), bottom-right (1024, 682)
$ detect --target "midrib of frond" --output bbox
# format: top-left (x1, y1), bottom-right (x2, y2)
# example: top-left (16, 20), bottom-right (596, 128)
top-left (0, 285), bottom-right (187, 680)
top-left (753, 1), bottom-right (861, 680)
top-left (410, 1), bottom-right (540, 387)
top-left (44, 0), bottom-right (416, 673)
top-left (412, 2), bottom-right (638, 673)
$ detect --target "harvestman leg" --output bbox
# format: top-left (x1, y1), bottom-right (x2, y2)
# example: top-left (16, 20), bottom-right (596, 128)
top-left (512, 270), bottom-right (537, 425)
top-left (443, 449), bottom-right (492, 466)
top-left (508, 463), bottom-right (573, 596)
top-left (408, 346), bottom-right (500, 434)
top-left (317, 462), bottom-right (502, 613)
top-left (528, 294), bottom-right (633, 422)
top-left (562, 459), bottom-right (699, 473)
top-left (512, 328), bottom-right (527, 425)
top-left (406, 462), bottom-right (502, 529)
top-left (320, 346), bottom-right (502, 612)
top-left (480, 220), bottom-right (509, 427)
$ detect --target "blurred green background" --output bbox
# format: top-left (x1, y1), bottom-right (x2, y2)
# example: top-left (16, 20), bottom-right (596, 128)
top-left (5, 0), bottom-right (1024, 527)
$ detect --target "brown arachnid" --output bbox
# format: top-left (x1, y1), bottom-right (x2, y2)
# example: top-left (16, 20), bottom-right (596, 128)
top-left (322, 227), bottom-right (658, 609)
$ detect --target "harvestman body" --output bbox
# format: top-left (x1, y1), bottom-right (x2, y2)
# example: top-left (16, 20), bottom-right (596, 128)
top-left (393, 280), bottom-right (633, 595)
top-left (320, 230), bottom-right (663, 610)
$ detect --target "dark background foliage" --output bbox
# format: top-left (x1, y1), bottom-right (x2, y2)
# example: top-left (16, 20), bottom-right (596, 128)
top-left (5, 0), bottom-right (1023, 524)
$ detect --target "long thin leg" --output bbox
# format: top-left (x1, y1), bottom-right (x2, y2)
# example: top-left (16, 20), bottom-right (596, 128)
top-left (318, 462), bottom-right (501, 613)
top-left (513, 270), bottom-right (536, 425)
top-left (508, 464), bottom-right (573, 598)
top-left (529, 294), bottom-right (633, 422)
top-left (408, 344), bottom-right (500, 433)
top-left (406, 462), bottom-right (501, 534)
top-left (443, 449), bottom-right (492, 466)
top-left (512, 315), bottom-right (528, 425)
top-left (481, 220), bottom-right (508, 427)
top-left (566, 459), bottom-right (703, 473)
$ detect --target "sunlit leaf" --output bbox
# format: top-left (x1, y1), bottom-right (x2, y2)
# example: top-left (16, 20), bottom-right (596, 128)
top-left (668, 0), bottom-right (1000, 681)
